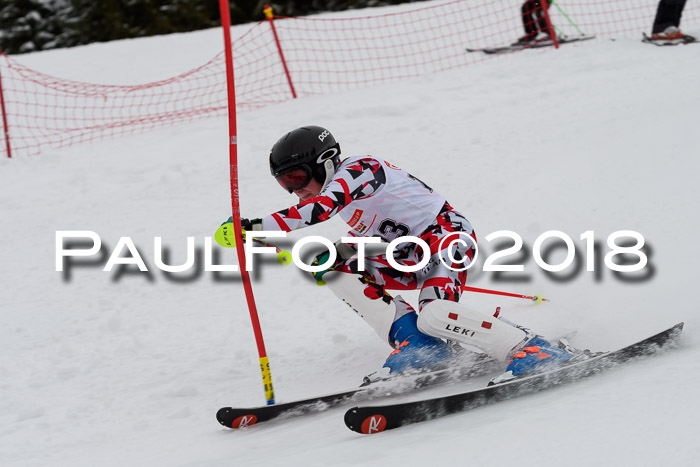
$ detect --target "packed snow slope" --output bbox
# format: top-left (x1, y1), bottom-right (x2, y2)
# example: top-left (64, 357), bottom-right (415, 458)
top-left (1, 7), bottom-right (699, 467)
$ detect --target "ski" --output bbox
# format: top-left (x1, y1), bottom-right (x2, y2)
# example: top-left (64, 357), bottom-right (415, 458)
top-left (216, 354), bottom-right (501, 429)
top-left (467, 35), bottom-right (595, 55)
top-left (344, 322), bottom-right (684, 434)
top-left (642, 32), bottom-right (697, 46)
top-left (217, 388), bottom-right (362, 429)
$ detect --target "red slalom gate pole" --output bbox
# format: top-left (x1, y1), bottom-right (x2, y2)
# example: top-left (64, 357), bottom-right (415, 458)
top-left (463, 286), bottom-right (549, 303)
top-left (0, 58), bottom-right (12, 159)
top-left (263, 4), bottom-right (297, 99)
top-left (218, 0), bottom-right (275, 405)
top-left (541, 0), bottom-right (559, 48)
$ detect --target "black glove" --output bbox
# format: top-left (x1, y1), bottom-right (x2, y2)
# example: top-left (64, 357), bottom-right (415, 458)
top-left (240, 217), bottom-right (262, 232)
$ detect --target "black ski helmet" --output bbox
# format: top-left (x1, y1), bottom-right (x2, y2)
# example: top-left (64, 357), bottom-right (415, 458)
top-left (269, 126), bottom-right (341, 192)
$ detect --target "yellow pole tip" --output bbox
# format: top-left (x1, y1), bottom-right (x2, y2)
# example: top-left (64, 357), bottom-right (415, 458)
top-left (277, 250), bottom-right (292, 265)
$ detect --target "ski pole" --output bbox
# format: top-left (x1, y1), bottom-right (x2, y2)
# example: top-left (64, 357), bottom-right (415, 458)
top-left (220, 235), bottom-right (548, 304)
top-left (463, 286), bottom-right (548, 303)
top-left (551, 1), bottom-right (585, 36)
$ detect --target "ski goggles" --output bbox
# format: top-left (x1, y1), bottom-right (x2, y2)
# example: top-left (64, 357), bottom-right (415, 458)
top-left (275, 165), bottom-right (312, 193)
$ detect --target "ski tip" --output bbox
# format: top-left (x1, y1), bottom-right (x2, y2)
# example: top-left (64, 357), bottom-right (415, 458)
top-left (345, 408), bottom-right (388, 435)
top-left (344, 407), bottom-right (361, 433)
top-left (663, 322), bottom-right (684, 336)
top-left (216, 407), bottom-right (259, 429)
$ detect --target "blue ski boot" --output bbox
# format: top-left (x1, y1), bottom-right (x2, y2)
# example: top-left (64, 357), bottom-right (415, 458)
top-left (382, 312), bottom-right (453, 374)
top-left (489, 336), bottom-right (573, 385)
top-left (361, 310), bottom-right (455, 386)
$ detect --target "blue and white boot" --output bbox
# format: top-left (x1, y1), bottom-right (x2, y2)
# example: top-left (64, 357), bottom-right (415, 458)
top-left (363, 312), bottom-right (453, 385)
top-left (489, 336), bottom-right (574, 385)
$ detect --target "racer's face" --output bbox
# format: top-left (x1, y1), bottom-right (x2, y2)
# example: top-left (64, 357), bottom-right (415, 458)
top-left (293, 178), bottom-right (322, 201)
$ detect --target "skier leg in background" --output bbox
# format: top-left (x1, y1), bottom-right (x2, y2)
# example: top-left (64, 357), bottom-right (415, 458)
top-left (514, 0), bottom-right (554, 45)
top-left (649, 0), bottom-right (694, 41)
top-left (220, 125), bottom-right (573, 383)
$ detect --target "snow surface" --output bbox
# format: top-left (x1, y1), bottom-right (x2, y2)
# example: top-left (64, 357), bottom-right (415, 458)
top-left (1, 4), bottom-right (700, 467)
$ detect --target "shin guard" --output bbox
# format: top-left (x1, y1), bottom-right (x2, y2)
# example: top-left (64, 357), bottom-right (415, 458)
top-left (417, 300), bottom-right (528, 361)
top-left (322, 271), bottom-right (397, 345)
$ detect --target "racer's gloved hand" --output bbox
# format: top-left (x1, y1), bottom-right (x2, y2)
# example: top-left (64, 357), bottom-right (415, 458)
top-left (215, 216), bottom-right (262, 248)
top-left (311, 241), bottom-right (356, 283)
top-left (240, 217), bottom-right (263, 233)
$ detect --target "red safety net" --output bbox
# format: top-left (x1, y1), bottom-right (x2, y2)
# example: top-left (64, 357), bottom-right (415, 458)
top-left (1, 0), bottom-right (698, 158)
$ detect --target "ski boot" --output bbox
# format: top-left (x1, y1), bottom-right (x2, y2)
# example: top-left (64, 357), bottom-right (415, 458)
top-left (651, 25), bottom-right (685, 41)
top-left (363, 312), bottom-right (453, 385)
top-left (489, 335), bottom-right (574, 385)
top-left (512, 32), bottom-right (537, 46)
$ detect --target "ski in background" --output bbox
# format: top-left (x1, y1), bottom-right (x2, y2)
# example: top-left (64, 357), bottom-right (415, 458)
top-left (467, 35), bottom-right (595, 55)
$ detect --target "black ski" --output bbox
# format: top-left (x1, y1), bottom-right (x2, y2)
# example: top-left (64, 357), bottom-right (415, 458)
top-left (217, 388), bottom-right (362, 429)
top-left (344, 322), bottom-right (684, 434)
top-left (216, 354), bottom-right (501, 429)
top-left (467, 35), bottom-right (595, 55)
top-left (642, 32), bottom-right (697, 46)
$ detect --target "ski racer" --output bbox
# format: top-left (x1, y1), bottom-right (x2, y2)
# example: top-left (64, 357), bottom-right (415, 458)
top-left (514, 0), bottom-right (555, 45)
top-left (218, 126), bottom-right (572, 384)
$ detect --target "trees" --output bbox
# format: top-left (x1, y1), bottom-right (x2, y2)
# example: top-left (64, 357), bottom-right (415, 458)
top-left (0, 0), bottom-right (73, 53)
top-left (0, 0), bottom-right (428, 55)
